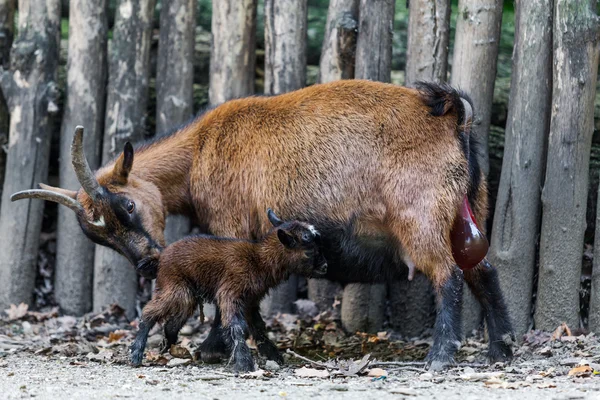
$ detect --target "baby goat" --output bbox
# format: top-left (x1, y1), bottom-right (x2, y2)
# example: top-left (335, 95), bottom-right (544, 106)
top-left (130, 209), bottom-right (327, 372)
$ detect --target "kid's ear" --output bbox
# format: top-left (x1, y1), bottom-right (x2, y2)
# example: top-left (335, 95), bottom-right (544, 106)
top-left (112, 142), bottom-right (134, 184)
top-left (277, 229), bottom-right (296, 248)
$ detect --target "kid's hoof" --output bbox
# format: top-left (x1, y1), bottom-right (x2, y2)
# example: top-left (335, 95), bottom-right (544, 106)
top-left (425, 349), bottom-right (455, 371)
top-left (130, 351), bottom-right (143, 367)
top-left (200, 349), bottom-right (228, 364)
top-left (427, 360), bottom-right (450, 372)
top-left (234, 358), bottom-right (256, 373)
top-left (487, 334), bottom-right (514, 364)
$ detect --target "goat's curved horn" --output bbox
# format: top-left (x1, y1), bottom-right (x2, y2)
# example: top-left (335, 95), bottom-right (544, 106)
top-left (11, 189), bottom-right (83, 214)
top-left (71, 126), bottom-right (102, 201)
top-left (267, 208), bottom-right (284, 227)
top-left (460, 98), bottom-right (473, 134)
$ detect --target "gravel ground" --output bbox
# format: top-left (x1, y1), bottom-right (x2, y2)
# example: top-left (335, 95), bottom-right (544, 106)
top-left (2, 352), bottom-right (600, 400)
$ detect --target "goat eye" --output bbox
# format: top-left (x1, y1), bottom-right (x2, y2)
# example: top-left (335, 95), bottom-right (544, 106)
top-left (126, 200), bottom-right (135, 214)
top-left (302, 232), bottom-right (312, 243)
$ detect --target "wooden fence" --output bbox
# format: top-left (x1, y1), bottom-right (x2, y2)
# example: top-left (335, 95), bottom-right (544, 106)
top-left (0, 0), bottom-right (598, 340)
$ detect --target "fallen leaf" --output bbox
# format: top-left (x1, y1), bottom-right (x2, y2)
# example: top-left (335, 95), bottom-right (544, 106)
top-left (536, 382), bottom-right (557, 389)
top-left (241, 369), bottom-right (271, 379)
top-left (295, 367), bottom-right (330, 378)
top-left (460, 372), bottom-right (504, 382)
top-left (568, 365), bottom-right (592, 377)
top-left (86, 350), bottom-right (113, 362)
top-left (367, 368), bottom-right (388, 377)
top-left (5, 303), bottom-right (28, 321)
top-left (539, 367), bottom-right (556, 377)
top-left (552, 322), bottom-right (572, 340)
top-left (108, 331), bottom-right (126, 343)
top-left (169, 345), bottom-right (192, 359)
top-left (167, 358), bottom-right (191, 367)
top-left (146, 351), bottom-right (169, 366)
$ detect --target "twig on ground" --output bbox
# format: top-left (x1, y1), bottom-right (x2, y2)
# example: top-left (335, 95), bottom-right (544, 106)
top-left (285, 349), bottom-right (329, 368)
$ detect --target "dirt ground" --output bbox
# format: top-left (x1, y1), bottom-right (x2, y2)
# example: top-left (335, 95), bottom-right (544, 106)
top-left (2, 304), bottom-right (600, 399)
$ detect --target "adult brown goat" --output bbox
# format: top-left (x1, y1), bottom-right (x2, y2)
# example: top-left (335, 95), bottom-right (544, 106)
top-left (11, 79), bottom-right (514, 370)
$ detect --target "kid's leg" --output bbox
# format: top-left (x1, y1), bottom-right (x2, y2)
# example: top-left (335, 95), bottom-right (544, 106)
top-left (246, 303), bottom-right (283, 364)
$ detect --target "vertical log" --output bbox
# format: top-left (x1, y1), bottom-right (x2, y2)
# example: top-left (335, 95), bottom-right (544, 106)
top-left (261, 0), bottom-right (307, 315)
top-left (157, 0), bottom-right (196, 244)
top-left (341, 0), bottom-right (395, 334)
top-left (55, 0), bottom-right (108, 316)
top-left (488, 0), bottom-right (552, 338)
top-left (405, 0), bottom-right (450, 85)
top-left (450, 0), bottom-right (503, 335)
top-left (0, 0), bottom-right (61, 310)
top-left (388, 0), bottom-right (451, 339)
top-left (0, 0), bottom-right (16, 205)
top-left (537, 0), bottom-right (600, 331)
top-left (95, 0), bottom-right (155, 318)
top-left (591, 171), bottom-right (600, 331)
top-left (209, 0), bottom-right (257, 105)
top-left (309, 0), bottom-right (358, 314)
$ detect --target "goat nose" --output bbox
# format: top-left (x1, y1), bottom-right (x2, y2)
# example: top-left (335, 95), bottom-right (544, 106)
top-left (316, 262), bottom-right (328, 275)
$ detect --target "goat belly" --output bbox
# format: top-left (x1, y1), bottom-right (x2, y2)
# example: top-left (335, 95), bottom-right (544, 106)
top-left (451, 196), bottom-right (489, 270)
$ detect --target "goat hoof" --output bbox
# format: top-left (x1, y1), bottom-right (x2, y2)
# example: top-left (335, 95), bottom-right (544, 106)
top-left (488, 341), bottom-right (514, 364)
top-left (425, 350), bottom-right (455, 371)
top-left (258, 343), bottom-right (284, 365)
top-left (200, 349), bottom-right (228, 364)
top-left (130, 352), bottom-right (143, 367)
top-left (234, 357), bottom-right (256, 373)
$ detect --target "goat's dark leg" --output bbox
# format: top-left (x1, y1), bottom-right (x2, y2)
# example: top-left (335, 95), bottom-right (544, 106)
top-left (463, 259), bottom-right (515, 363)
top-left (200, 307), bottom-right (230, 363)
top-left (246, 303), bottom-right (283, 364)
top-left (221, 311), bottom-right (255, 372)
top-left (159, 315), bottom-right (188, 354)
top-left (426, 266), bottom-right (464, 371)
top-left (130, 318), bottom-right (157, 366)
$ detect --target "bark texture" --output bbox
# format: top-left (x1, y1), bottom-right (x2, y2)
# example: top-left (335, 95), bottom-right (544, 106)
top-left (95, 0), bottom-right (155, 318)
top-left (341, 0), bottom-right (394, 334)
top-left (388, 0), bottom-right (451, 339)
top-left (405, 0), bottom-right (451, 85)
top-left (317, 0), bottom-right (359, 83)
top-left (156, 0), bottom-right (196, 244)
top-left (537, 0), bottom-right (600, 331)
top-left (263, 0), bottom-right (307, 96)
top-left (0, 0), bottom-right (61, 310)
top-left (209, 0), bottom-right (257, 105)
top-left (451, 0), bottom-right (503, 335)
top-left (309, 0), bottom-right (358, 313)
top-left (0, 0), bottom-right (15, 205)
top-left (592, 171), bottom-right (600, 332)
top-left (488, 0), bottom-right (552, 338)
top-left (451, 0), bottom-right (503, 176)
top-left (261, 0), bottom-right (308, 314)
top-left (55, 0), bottom-right (108, 316)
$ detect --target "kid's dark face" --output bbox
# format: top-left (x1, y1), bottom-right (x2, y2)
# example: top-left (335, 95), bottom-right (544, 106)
top-left (277, 223), bottom-right (328, 278)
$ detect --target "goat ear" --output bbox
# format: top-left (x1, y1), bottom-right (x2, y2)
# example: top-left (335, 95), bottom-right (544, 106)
top-left (277, 229), bottom-right (296, 248)
top-left (112, 142), bottom-right (134, 184)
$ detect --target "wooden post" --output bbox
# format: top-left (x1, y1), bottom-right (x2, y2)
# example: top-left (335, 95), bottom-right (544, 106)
top-left (261, 0), bottom-right (307, 315)
top-left (55, 0), bottom-right (108, 316)
top-left (94, 0), bottom-right (155, 318)
top-left (209, 0), bottom-right (257, 105)
top-left (309, 0), bottom-right (358, 315)
top-left (388, 0), bottom-right (451, 339)
top-left (488, 0), bottom-right (552, 338)
top-left (157, 0), bottom-right (196, 244)
top-left (537, 0), bottom-right (600, 331)
top-left (341, 0), bottom-right (395, 334)
top-left (451, 0), bottom-right (503, 335)
top-left (0, 0), bottom-right (61, 310)
top-left (0, 0), bottom-right (15, 203)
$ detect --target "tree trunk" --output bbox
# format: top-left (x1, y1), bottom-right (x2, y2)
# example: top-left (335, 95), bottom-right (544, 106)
top-left (388, 0), bottom-right (451, 339)
top-left (261, 0), bottom-right (307, 315)
top-left (95, 0), bottom-right (155, 318)
top-left (55, 0), bottom-right (108, 316)
top-left (0, 0), bottom-right (61, 310)
top-left (156, 0), bottom-right (196, 245)
top-left (405, 0), bottom-right (450, 85)
top-left (488, 0), bottom-right (552, 338)
top-left (451, 0), bottom-right (503, 335)
top-left (591, 170), bottom-right (600, 332)
top-left (317, 0), bottom-right (359, 84)
top-left (537, 0), bottom-right (600, 332)
top-left (308, 0), bottom-right (358, 314)
top-left (0, 0), bottom-right (15, 205)
top-left (341, 0), bottom-right (394, 334)
top-left (208, 0), bottom-right (256, 105)
top-left (451, 0), bottom-right (503, 176)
